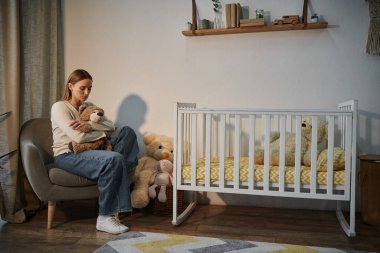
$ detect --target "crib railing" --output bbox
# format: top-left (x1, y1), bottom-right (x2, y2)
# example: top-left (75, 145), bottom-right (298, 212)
top-left (174, 101), bottom-right (357, 201)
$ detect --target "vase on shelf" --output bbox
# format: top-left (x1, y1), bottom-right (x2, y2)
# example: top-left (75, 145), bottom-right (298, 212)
top-left (213, 11), bottom-right (223, 29)
top-left (212, 0), bottom-right (223, 29)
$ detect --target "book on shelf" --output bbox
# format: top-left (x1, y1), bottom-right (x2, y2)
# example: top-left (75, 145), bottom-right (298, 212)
top-left (225, 2), bottom-right (242, 29)
top-left (240, 23), bottom-right (264, 27)
top-left (225, 4), bottom-right (232, 28)
top-left (239, 18), bottom-right (264, 27)
top-left (231, 3), bottom-right (236, 28)
top-left (236, 3), bottom-right (241, 27)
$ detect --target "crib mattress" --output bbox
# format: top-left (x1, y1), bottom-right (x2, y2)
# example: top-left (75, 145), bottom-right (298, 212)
top-left (181, 157), bottom-right (345, 185)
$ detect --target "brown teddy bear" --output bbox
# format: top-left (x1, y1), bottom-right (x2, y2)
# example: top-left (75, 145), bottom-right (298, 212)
top-left (255, 117), bottom-right (328, 166)
top-left (131, 132), bottom-right (173, 208)
top-left (68, 104), bottom-right (112, 153)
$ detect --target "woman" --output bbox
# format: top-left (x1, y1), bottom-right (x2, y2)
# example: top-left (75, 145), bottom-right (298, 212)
top-left (51, 69), bottom-right (139, 234)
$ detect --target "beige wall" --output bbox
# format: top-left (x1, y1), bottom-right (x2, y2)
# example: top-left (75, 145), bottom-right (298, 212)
top-left (63, 0), bottom-right (380, 209)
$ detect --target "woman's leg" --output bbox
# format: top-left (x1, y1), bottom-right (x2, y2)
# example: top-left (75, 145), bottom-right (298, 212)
top-left (110, 126), bottom-right (139, 173)
top-left (54, 150), bottom-right (132, 215)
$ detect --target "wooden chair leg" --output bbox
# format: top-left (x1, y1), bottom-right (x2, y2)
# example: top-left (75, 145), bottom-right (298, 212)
top-left (47, 201), bottom-right (56, 229)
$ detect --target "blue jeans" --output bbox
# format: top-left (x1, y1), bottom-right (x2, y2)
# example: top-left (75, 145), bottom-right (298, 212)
top-left (54, 126), bottom-right (139, 215)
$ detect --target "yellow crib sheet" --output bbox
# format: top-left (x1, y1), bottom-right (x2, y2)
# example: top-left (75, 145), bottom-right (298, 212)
top-left (182, 157), bottom-right (345, 185)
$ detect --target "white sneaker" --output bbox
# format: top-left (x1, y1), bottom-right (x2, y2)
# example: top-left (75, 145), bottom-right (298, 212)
top-left (96, 216), bottom-right (129, 234)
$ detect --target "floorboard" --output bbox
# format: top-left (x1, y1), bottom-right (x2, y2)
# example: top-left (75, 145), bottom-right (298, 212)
top-left (0, 199), bottom-right (379, 252)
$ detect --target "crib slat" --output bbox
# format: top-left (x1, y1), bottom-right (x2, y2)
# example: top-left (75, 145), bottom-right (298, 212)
top-left (340, 114), bottom-right (345, 148)
top-left (219, 114), bottom-right (226, 188)
top-left (327, 116), bottom-right (335, 196)
top-left (279, 115), bottom-right (286, 193)
top-left (249, 115), bottom-right (255, 190)
top-left (177, 113), bottom-right (183, 186)
top-left (234, 115), bottom-right (241, 190)
top-left (191, 114), bottom-right (197, 187)
top-left (264, 115), bottom-right (271, 191)
top-left (344, 116), bottom-right (352, 198)
top-left (310, 116), bottom-right (318, 194)
top-left (205, 114), bottom-right (211, 188)
top-left (295, 116), bottom-right (301, 193)
top-left (226, 115), bottom-right (231, 156)
top-left (185, 114), bottom-right (190, 165)
top-left (212, 115), bottom-right (218, 158)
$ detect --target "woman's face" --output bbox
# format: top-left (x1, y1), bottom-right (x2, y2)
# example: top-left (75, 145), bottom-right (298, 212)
top-left (69, 78), bottom-right (92, 103)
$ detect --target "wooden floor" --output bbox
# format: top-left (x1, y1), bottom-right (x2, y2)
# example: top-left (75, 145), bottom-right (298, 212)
top-left (0, 199), bottom-right (379, 253)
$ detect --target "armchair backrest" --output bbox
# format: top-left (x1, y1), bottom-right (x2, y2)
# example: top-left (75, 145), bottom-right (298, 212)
top-left (20, 118), bottom-right (54, 165)
top-left (20, 118), bottom-right (55, 200)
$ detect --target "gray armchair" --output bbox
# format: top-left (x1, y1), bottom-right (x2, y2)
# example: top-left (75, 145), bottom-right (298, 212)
top-left (19, 118), bottom-right (98, 229)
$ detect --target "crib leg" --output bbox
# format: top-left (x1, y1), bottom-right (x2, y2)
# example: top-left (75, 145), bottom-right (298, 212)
top-left (172, 191), bottom-right (197, 226)
top-left (336, 201), bottom-right (356, 237)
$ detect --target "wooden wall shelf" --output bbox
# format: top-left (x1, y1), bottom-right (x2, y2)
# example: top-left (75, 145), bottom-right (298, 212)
top-left (182, 22), bottom-right (328, 36)
top-left (184, 0), bottom-right (328, 37)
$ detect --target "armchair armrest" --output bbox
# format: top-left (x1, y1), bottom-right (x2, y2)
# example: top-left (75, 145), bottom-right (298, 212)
top-left (20, 142), bottom-right (54, 201)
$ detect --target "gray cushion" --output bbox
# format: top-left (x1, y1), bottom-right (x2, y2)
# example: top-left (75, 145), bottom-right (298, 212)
top-left (47, 164), bottom-right (96, 187)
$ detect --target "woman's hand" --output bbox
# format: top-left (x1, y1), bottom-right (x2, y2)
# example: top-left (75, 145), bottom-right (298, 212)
top-left (69, 120), bottom-right (92, 133)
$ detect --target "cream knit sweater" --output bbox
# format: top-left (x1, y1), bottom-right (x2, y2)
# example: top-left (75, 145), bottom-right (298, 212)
top-left (51, 101), bottom-right (115, 156)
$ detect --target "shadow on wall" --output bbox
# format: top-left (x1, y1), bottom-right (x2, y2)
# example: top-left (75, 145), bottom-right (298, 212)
top-left (115, 94), bottom-right (147, 158)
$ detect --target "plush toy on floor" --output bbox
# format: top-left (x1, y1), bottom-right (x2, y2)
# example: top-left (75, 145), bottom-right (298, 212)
top-left (148, 159), bottom-right (173, 203)
top-left (254, 117), bottom-right (328, 166)
top-left (68, 104), bottom-right (112, 153)
top-left (131, 132), bottom-right (173, 208)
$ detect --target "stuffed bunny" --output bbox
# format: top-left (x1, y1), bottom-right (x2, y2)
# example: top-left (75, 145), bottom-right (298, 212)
top-left (148, 159), bottom-right (173, 203)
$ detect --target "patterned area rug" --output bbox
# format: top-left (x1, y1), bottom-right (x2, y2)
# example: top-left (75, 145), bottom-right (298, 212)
top-left (93, 231), bottom-right (371, 253)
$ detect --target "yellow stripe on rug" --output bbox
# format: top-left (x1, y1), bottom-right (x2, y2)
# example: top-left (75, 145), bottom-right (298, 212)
top-left (134, 234), bottom-right (199, 253)
top-left (275, 243), bottom-right (320, 253)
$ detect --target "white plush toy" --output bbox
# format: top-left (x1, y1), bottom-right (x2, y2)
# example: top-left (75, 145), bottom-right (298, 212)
top-left (148, 159), bottom-right (173, 203)
top-left (255, 117), bottom-right (328, 166)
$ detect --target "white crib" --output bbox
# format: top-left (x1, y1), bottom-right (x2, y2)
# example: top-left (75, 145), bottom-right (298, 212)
top-left (172, 100), bottom-right (357, 237)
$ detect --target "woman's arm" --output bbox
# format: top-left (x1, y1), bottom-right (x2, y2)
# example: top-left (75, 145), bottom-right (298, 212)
top-left (51, 102), bottom-right (106, 144)
top-left (88, 116), bottom-right (115, 131)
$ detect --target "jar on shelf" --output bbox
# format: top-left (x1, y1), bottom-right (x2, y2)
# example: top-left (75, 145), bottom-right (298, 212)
top-left (214, 11), bottom-right (223, 29)
top-left (311, 13), bottom-right (319, 23)
top-left (256, 9), bottom-right (264, 19)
